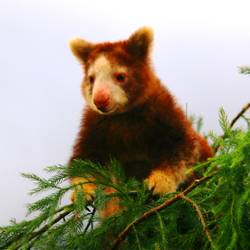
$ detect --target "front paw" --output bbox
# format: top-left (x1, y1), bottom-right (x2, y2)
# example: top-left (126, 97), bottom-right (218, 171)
top-left (145, 169), bottom-right (177, 195)
top-left (99, 197), bottom-right (121, 218)
top-left (70, 177), bottom-right (96, 202)
top-left (99, 187), bottom-right (123, 218)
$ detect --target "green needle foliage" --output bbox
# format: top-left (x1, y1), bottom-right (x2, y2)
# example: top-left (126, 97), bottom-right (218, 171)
top-left (239, 66), bottom-right (250, 75)
top-left (0, 107), bottom-right (250, 250)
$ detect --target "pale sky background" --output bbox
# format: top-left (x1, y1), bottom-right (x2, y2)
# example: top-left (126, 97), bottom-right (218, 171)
top-left (0, 0), bottom-right (249, 225)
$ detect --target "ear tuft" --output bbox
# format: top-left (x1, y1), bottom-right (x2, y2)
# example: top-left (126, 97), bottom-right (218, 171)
top-left (69, 38), bottom-right (93, 63)
top-left (127, 27), bottom-right (153, 59)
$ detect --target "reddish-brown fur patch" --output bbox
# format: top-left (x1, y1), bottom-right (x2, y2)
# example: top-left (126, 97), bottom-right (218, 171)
top-left (99, 187), bottom-right (122, 218)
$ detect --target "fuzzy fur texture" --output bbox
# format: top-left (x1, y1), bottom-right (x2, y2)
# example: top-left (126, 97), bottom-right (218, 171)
top-left (69, 27), bottom-right (212, 217)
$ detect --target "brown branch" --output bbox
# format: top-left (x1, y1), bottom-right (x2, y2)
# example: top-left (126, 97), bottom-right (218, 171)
top-left (28, 209), bottom-right (72, 245)
top-left (180, 195), bottom-right (214, 248)
top-left (2, 204), bottom-right (74, 250)
top-left (26, 204), bottom-right (97, 249)
top-left (230, 102), bottom-right (250, 128)
top-left (11, 208), bottom-right (73, 250)
top-left (110, 173), bottom-right (215, 250)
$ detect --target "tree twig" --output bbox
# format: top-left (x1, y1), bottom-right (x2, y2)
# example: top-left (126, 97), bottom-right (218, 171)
top-left (180, 195), bottom-right (214, 248)
top-left (29, 210), bottom-right (72, 242)
top-left (83, 206), bottom-right (96, 234)
top-left (1, 204), bottom-right (74, 250)
top-left (12, 207), bottom-right (73, 250)
top-left (230, 102), bottom-right (250, 128)
top-left (215, 102), bottom-right (250, 153)
top-left (110, 173), bottom-right (215, 250)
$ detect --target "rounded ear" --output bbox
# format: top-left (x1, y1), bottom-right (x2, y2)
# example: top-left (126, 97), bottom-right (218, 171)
top-left (127, 27), bottom-right (153, 59)
top-left (69, 38), bottom-right (93, 63)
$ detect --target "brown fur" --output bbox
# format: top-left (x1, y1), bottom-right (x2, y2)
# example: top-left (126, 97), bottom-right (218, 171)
top-left (69, 27), bottom-right (213, 216)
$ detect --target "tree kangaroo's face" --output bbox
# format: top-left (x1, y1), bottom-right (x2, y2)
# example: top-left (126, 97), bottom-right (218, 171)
top-left (83, 54), bottom-right (129, 115)
top-left (69, 27), bottom-right (153, 115)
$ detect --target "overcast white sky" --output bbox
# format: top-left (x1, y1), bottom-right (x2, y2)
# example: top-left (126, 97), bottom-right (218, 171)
top-left (0, 0), bottom-right (250, 225)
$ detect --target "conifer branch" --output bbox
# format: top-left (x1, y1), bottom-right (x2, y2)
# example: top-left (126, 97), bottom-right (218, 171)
top-left (180, 195), bottom-right (214, 248)
top-left (215, 102), bottom-right (250, 153)
top-left (25, 209), bottom-right (73, 249)
top-left (10, 205), bottom-right (74, 250)
top-left (239, 66), bottom-right (250, 75)
top-left (110, 174), bottom-right (215, 250)
top-left (230, 102), bottom-right (250, 128)
top-left (133, 225), bottom-right (143, 250)
top-left (1, 104), bottom-right (249, 249)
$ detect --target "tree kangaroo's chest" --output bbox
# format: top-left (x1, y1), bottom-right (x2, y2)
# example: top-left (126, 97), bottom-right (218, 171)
top-left (93, 113), bottom-right (183, 179)
top-left (98, 113), bottom-right (180, 160)
top-left (103, 116), bottom-right (152, 149)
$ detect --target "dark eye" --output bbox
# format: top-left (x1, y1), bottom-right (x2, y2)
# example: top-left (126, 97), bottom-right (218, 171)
top-left (89, 75), bottom-right (95, 84)
top-left (114, 73), bottom-right (127, 83)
